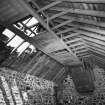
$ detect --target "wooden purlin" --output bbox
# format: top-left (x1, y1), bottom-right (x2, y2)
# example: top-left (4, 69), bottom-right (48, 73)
top-left (46, 8), bottom-right (105, 20)
top-left (57, 15), bottom-right (105, 28)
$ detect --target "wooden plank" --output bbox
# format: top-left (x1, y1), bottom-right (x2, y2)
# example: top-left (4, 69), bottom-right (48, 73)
top-left (75, 46), bottom-right (86, 51)
top-left (78, 54), bottom-right (91, 58)
top-left (87, 46), bottom-right (105, 57)
top-left (49, 7), bottom-right (105, 20)
top-left (76, 49), bottom-right (88, 54)
top-left (54, 19), bottom-right (105, 36)
top-left (65, 38), bottom-right (82, 44)
top-left (81, 35), bottom-right (105, 46)
top-left (58, 0), bottom-right (105, 3)
top-left (86, 43), bottom-right (105, 54)
top-left (56, 28), bottom-right (76, 35)
top-left (59, 15), bottom-right (105, 28)
top-left (63, 33), bottom-right (79, 39)
top-left (37, 1), bottom-right (62, 12)
top-left (76, 30), bottom-right (105, 42)
top-left (52, 19), bottom-right (74, 29)
top-left (68, 42), bottom-right (84, 47)
top-left (85, 41), bottom-right (105, 52)
top-left (84, 38), bottom-right (105, 49)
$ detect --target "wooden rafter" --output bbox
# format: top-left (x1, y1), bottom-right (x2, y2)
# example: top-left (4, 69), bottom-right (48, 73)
top-left (76, 30), bottom-right (105, 42)
top-left (65, 38), bottom-right (82, 44)
top-left (52, 19), bottom-right (74, 30)
top-left (82, 35), bottom-right (105, 46)
top-left (56, 27), bottom-right (76, 35)
top-left (84, 38), bottom-right (105, 49)
top-left (54, 20), bottom-right (105, 37)
top-left (86, 43), bottom-right (105, 54)
top-left (37, 1), bottom-right (62, 12)
top-left (69, 42), bottom-right (84, 47)
top-left (87, 46), bottom-right (105, 57)
top-left (48, 7), bottom-right (105, 20)
top-left (58, 0), bottom-right (105, 3)
top-left (85, 41), bottom-right (105, 52)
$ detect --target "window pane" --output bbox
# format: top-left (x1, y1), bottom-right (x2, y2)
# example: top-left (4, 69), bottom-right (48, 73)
top-left (7, 35), bottom-right (23, 48)
top-left (26, 17), bottom-right (38, 27)
top-left (17, 42), bottom-right (30, 54)
top-left (2, 29), bottom-right (15, 40)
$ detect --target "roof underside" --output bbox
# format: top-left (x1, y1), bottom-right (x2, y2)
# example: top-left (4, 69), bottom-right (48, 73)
top-left (1, 0), bottom-right (105, 83)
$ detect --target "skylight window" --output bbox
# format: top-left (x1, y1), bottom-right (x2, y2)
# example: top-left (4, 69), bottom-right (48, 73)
top-left (7, 35), bottom-right (23, 48)
top-left (29, 45), bottom-right (36, 53)
top-left (2, 29), bottom-right (15, 40)
top-left (24, 17), bottom-right (38, 27)
top-left (17, 42), bottom-right (30, 55)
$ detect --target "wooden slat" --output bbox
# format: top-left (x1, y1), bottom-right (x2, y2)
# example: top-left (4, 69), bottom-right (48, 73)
top-left (86, 43), bottom-right (105, 54)
top-left (75, 46), bottom-right (86, 51)
top-left (87, 46), bottom-right (105, 57)
top-left (69, 42), bottom-right (84, 47)
top-left (84, 38), bottom-right (105, 49)
top-left (76, 49), bottom-right (88, 54)
top-left (76, 30), bottom-right (105, 42)
top-left (59, 16), bottom-right (105, 28)
top-left (63, 33), bottom-right (79, 39)
top-left (85, 41), bottom-right (105, 52)
top-left (56, 28), bottom-right (76, 35)
top-left (81, 35), bottom-right (105, 46)
top-left (65, 38), bottom-right (82, 44)
top-left (37, 1), bottom-right (62, 12)
top-left (53, 19), bottom-right (74, 29)
top-left (54, 19), bottom-right (105, 36)
top-left (49, 7), bottom-right (105, 20)
top-left (59, 0), bottom-right (105, 3)
top-left (78, 54), bottom-right (91, 58)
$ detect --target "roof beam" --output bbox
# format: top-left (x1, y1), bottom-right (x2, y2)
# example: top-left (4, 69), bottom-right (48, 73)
top-left (67, 24), bottom-right (105, 36)
top-left (54, 19), bottom-right (105, 36)
top-left (77, 54), bottom-right (91, 58)
top-left (87, 46), bottom-right (105, 57)
top-left (76, 30), bottom-right (105, 42)
top-left (81, 35), bottom-right (105, 46)
top-left (84, 38), bottom-right (105, 49)
top-left (49, 7), bottom-right (105, 20)
top-left (59, 0), bottom-right (105, 3)
top-left (86, 43), bottom-right (105, 54)
top-left (63, 33), bottom-right (79, 39)
top-left (53, 20), bottom-right (105, 42)
top-left (65, 38), bottom-right (82, 44)
top-left (76, 49), bottom-right (88, 54)
top-left (59, 15), bottom-right (105, 28)
top-left (53, 19), bottom-right (105, 40)
top-left (53, 19), bottom-right (74, 30)
top-left (56, 28), bottom-right (76, 35)
top-left (37, 1), bottom-right (62, 12)
top-left (69, 42), bottom-right (84, 47)
top-left (85, 41), bottom-right (105, 52)
top-left (75, 46), bottom-right (86, 51)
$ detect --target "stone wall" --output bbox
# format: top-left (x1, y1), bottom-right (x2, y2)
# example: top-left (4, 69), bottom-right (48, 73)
top-left (0, 67), bottom-right (56, 105)
top-left (59, 66), bottom-right (105, 105)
